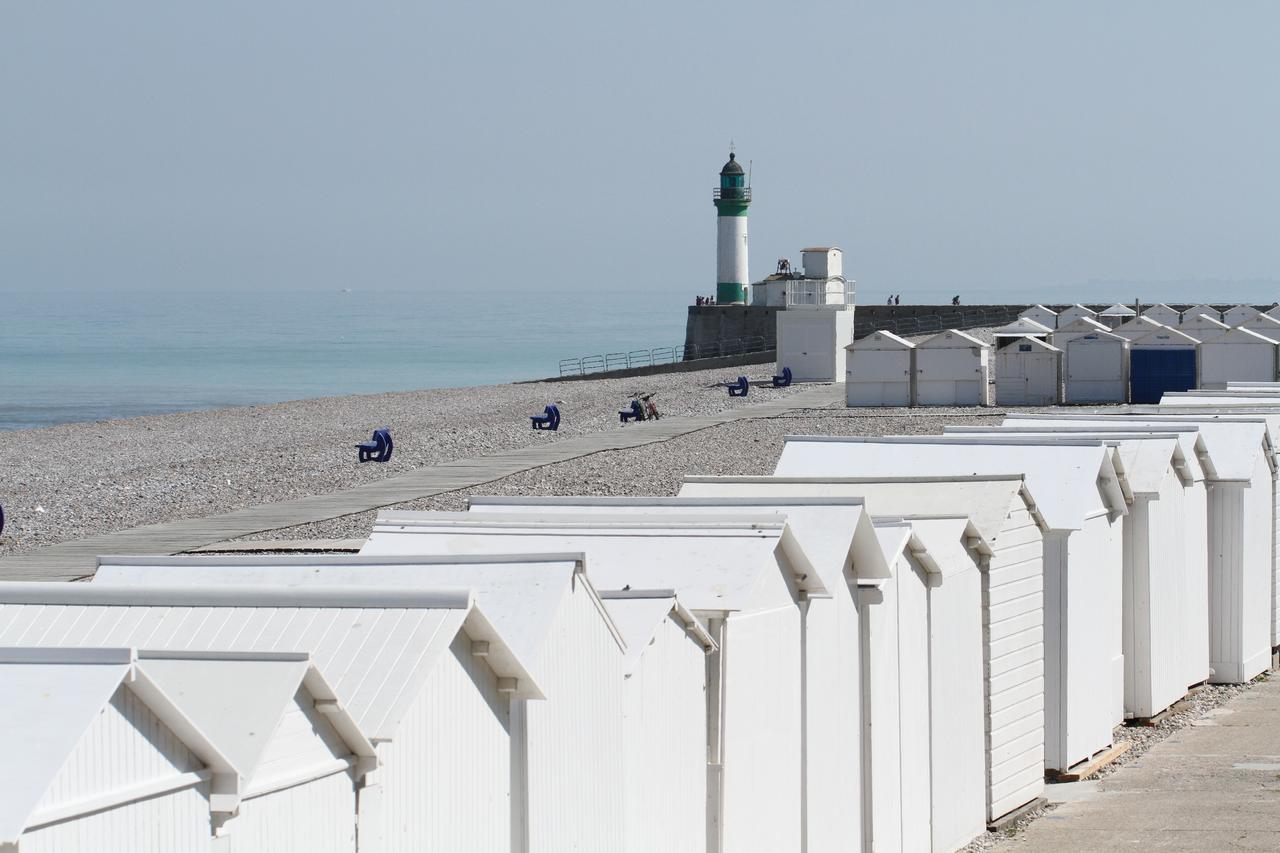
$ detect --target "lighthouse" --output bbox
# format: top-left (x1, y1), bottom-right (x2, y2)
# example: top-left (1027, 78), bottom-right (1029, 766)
top-left (713, 150), bottom-right (750, 305)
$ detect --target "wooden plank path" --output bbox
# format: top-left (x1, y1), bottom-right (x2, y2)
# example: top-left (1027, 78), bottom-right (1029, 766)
top-left (0, 384), bottom-right (839, 582)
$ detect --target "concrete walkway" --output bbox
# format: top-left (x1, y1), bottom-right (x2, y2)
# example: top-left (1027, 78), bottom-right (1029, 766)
top-left (0, 383), bottom-right (840, 582)
top-left (1005, 676), bottom-right (1280, 851)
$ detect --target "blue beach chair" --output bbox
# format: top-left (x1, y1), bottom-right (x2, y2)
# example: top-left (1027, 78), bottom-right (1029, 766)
top-left (728, 376), bottom-right (749, 397)
top-left (356, 428), bottom-right (394, 463)
top-left (772, 367), bottom-right (792, 387)
top-left (531, 404), bottom-right (561, 431)
top-left (619, 400), bottom-right (644, 423)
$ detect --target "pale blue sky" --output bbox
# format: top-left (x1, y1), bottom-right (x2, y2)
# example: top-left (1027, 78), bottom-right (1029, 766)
top-left (2, 2), bottom-right (1277, 302)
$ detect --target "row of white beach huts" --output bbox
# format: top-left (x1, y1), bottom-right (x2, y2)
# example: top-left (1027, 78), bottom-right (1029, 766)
top-left (848, 303), bottom-right (1280, 407)
top-left (5, 389), bottom-right (1280, 852)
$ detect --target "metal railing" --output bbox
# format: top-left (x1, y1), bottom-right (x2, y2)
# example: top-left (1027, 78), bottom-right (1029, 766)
top-left (784, 279), bottom-right (856, 309)
top-left (555, 306), bottom-right (1028, 377)
top-left (557, 335), bottom-right (773, 377)
top-left (712, 187), bottom-right (752, 202)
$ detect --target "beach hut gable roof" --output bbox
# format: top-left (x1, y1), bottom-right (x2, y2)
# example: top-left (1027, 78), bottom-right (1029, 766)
top-left (599, 591), bottom-right (714, 674)
top-left (1180, 313), bottom-right (1229, 331)
top-left (918, 329), bottom-right (989, 349)
top-left (1223, 305), bottom-right (1261, 325)
top-left (1115, 315), bottom-right (1165, 334)
top-left (365, 511), bottom-right (827, 610)
top-left (680, 474), bottom-right (1037, 550)
top-left (1141, 304), bottom-right (1181, 324)
top-left (1100, 303), bottom-right (1137, 317)
top-left (1265, 305), bottom-right (1280, 320)
top-left (776, 436), bottom-right (1125, 531)
top-left (2, 577), bottom-right (542, 734)
top-left (1054, 316), bottom-right (1111, 334)
top-left (994, 318), bottom-right (1053, 337)
top-left (470, 495), bottom-right (892, 586)
top-left (1130, 327), bottom-right (1198, 347)
top-left (846, 330), bottom-right (914, 351)
top-left (1200, 326), bottom-right (1279, 346)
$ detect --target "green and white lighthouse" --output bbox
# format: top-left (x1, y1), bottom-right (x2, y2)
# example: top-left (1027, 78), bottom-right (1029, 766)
top-left (713, 150), bottom-right (750, 304)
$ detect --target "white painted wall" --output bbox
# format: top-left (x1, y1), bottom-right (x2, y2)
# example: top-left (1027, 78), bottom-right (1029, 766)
top-left (1199, 338), bottom-right (1278, 388)
top-left (373, 629), bottom-right (514, 853)
top-left (777, 309), bottom-right (854, 383)
top-left (1208, 465), bottom-right (1273, 683)
top-left (19, 684), bottom-right (210, 853)
top-left (1064, 336), bottom-right (1129, 404)
top-left (230, 771), bottom-right (356, 853)
top-left (717, 215), bottom-right (748, 292)
top-left (983, 503), bottom-right (1047, 823)
top-left (915, 337), bottom-right (992, 406)
top-left (846, 343), bottom-right (913, 406)
top-left (995, 343), bottom-right (1060, 406)
top-left (620, 616), bottom-right (707, 853)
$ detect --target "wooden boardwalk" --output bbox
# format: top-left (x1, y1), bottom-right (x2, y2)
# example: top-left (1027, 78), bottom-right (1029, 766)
top-left (0, 384), bottom-right (839, 582)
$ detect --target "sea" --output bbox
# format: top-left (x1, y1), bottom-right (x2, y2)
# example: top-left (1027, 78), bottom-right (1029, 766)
top-left (0, 288), bottom-right (695, 431)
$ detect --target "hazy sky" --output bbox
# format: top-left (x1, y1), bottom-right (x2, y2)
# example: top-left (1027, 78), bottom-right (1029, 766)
top-left (3, 2), bottom-right (1277, 302)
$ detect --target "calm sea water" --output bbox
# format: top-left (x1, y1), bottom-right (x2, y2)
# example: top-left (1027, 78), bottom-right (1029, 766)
top-left (0, 289), bottom-right (695, 430)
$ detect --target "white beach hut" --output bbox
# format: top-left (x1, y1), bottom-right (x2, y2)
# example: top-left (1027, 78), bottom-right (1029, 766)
top-left (1182, 304), bottom-right (1222, 324)
top-left (678, 474), bottom-right (1047, 832)
top-left (1177, 312), bottom-right (1230, 340)
top-left (1051, 316), bottom-right (1111, 349)
top-left (1265, 305), bottom-right (1280, 322)
top-left (599, 590), bottom-right (715, 853)
top-left (995, 337), bottom-right (1062, 405)
top-left (1063, 331), bottom-right (1130, 404)
top-left (1005, 414), bottom-right (1274, 683)
top-left (846, 331), bottom-right (915, 407)
top-left (993, 317), bottom-right (1053, 349)
top-left (775, 436), bottom-right (1129, 776)
top-left (1141, 303), bottom-right (1181, 327)
top-left (1018, 305), bottom-right (1058, 329)
top-left (1056, 304), bottom-right (1099, 327)
top-left (104, 554), bottom-right (624, 853)
top-left (19, 575), bottom-right (546, 853)
top-left (1098, 303), bottom-right (1138, 329)
top-left (1237, 312), bottom-right (1280, 340)
top-left (360, 512), bottom-right (824, 853)
top-left (1223, 304), bottom-right (1262, 327)
top-left (0, 647), bottom-right (231, 853)
top-left (1111, 315), bottom-right (1166, 342)
top-left (468, 495), bottom-right (889, 853)
top-left (914, 329), bottom-right (993, 406)
top-left (1128, 327), bottom-right (1199, 404)
top-left (946, 425), bottom-right (1210, 719)
top-left (1198, 327), bottom-right (1279, 388)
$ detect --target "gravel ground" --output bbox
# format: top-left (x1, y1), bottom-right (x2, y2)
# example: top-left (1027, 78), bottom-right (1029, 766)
top-left (0, 364), bottom-right (807, 555)
top-left (241, 404), bottom-right (1039, 540)
top-left (961, 674), bottom-right (1271, 851)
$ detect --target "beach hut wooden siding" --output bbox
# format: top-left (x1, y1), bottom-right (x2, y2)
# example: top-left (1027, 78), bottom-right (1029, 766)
top-left (1050, 316), bottom-right (1111, 350)
top-left (1223, 305), bottom-right (1261, 327)
top-left (0, 649), bottom-right (212, 853)
top-left (846, 331), bottom-right (915, 406)
top-left (1018, 305), bottom-right (1058, 329)
top-left (993, 318), bottom-right (1053, 349)
top-left (659, 484), bottom-right (988, 849)
top-left (1149, 402), bottom-right (1280, 650)
top-left (995, 338), bottom-right (1062, 405)
top-left (914, 330), bottom-right (992, 406)
top-left (600, 592), bottom-right (712, 853)
top-left (1111, 315), bottom-right (1165, 342)
top-left (777, 437), bottom-right (1129, 774)
top-left (1098, 304), bottom-right (1137, 329)
top-left (0, 579), bottom-right (542, 853)
top-left (1237, 313), bottom-right (1280, 341)
top-left (1056, 304), bottom-right (1098, 327)
top-left (1197, 328), bottom-right (1279, 388)
top-left (361, 514), bottom-right (821, 853)
top-left (1141, 304), bottom-right (1181, 327)
top-left (1183, 304), bottom-right (1221, 324)
top-left (947, 425), bottom-right (1210, 719)
top-left (469, 495), bottom-right (887, 853)
top-left (679, 474), bottom-right (1048, 828)
top-left (1129, 328), bottom-right (1199, 404)
top-left (1063, 332), bottom-right (1130, 404)
top-left (1005, 414), bottom-right (1273, 683)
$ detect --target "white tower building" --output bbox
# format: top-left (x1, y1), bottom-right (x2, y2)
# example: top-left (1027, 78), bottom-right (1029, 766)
top-left (713, 150), bottom-right (750, 304)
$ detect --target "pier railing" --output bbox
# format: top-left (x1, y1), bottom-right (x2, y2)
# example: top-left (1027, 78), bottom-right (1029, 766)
top-left (555, 306), bottom-right (1026, 377)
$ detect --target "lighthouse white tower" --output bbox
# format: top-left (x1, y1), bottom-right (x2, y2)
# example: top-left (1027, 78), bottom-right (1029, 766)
top-left (713, 150), bottom-right (750, 304)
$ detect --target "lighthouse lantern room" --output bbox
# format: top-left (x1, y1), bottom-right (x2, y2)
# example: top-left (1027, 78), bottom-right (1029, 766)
top-left (713, 150), bottom-right (751, 305)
